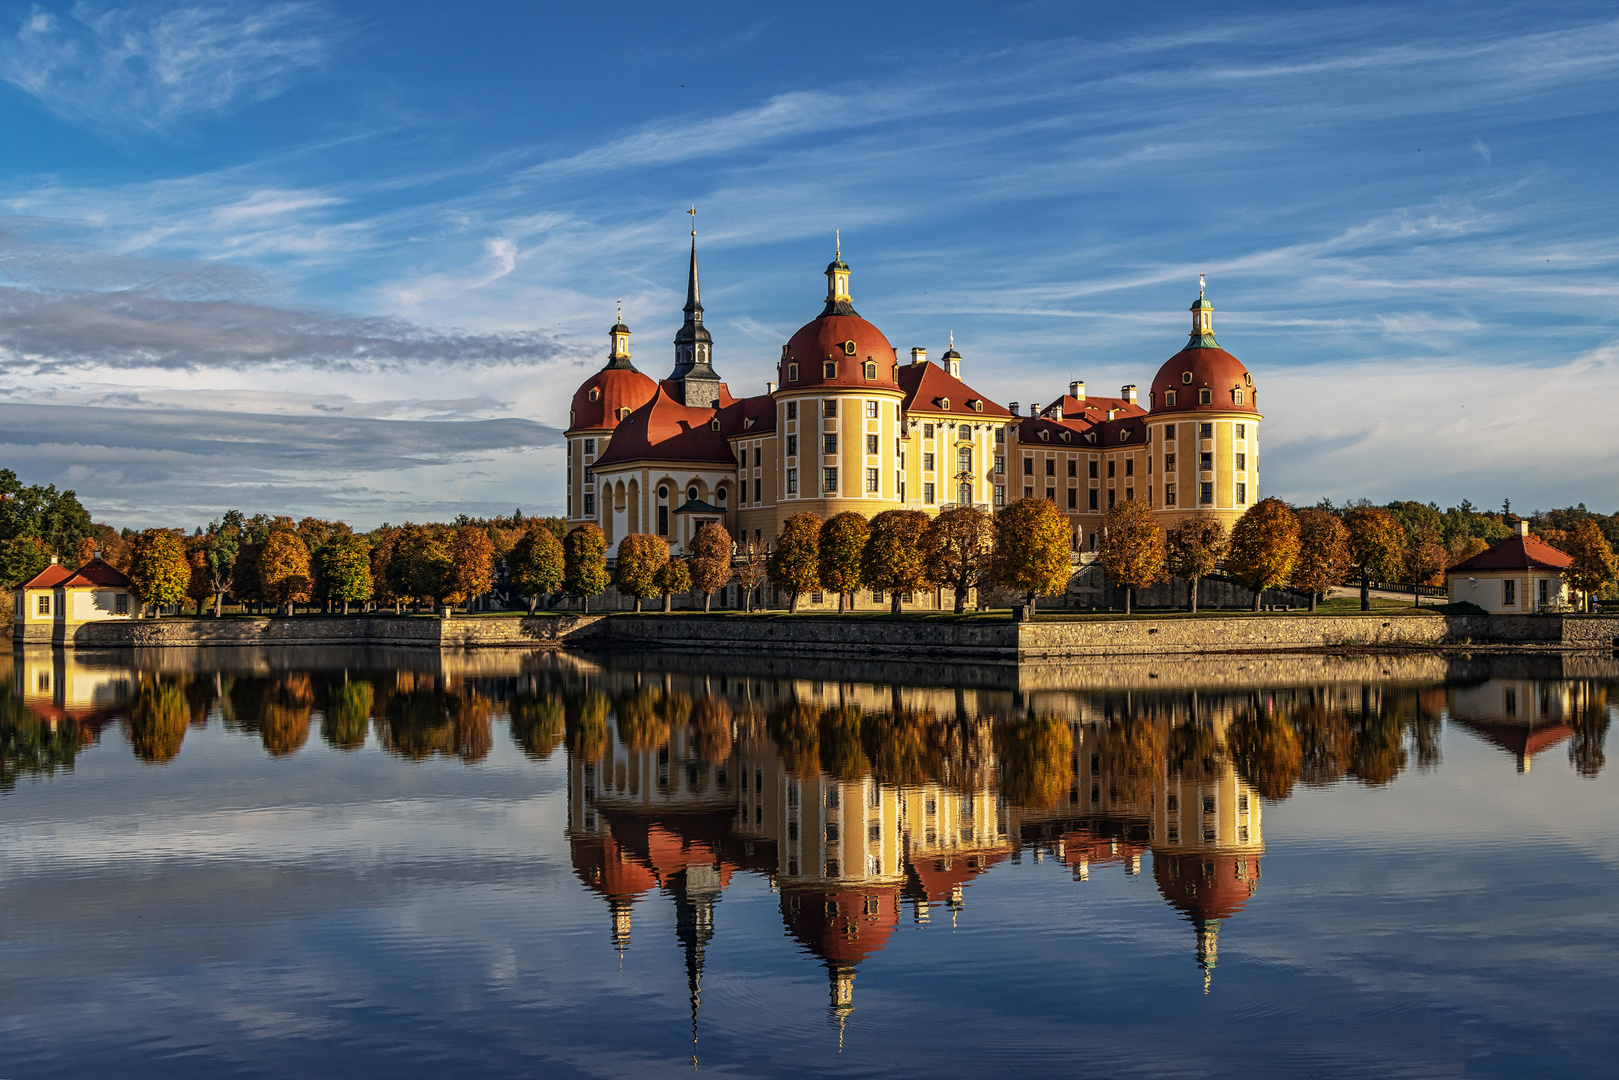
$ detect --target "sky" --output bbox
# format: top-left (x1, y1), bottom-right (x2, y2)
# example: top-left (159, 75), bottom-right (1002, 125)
top-left (0, 0), bottom-right (1616, 530)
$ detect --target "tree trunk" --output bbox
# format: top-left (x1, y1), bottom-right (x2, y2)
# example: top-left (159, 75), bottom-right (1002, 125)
top-left (838, 592), bottom-right (846, 614)
top-left (527, 595), bottom-right (538, 615)
top-left (635, 597), bottom-right (642, 613)
top-left (1360, 572), bottom-right (1371, 611)
top-left (214, 593), bottom-right (224, 618)
top-left (663, 592), bottom-right (672, 613)
top-left (1190, 576), bottom-right (1199, 614)
top-left (582, 594), bottom-right (589, 613)
top-left (1027, 591), bottom-right (1036, 619)
top-left (1310, 591), bottom-right (1319, 612)
top-left (1253, 588), bottom-right (1262, 612)
top-left (790, 591), bottom-right (800, 614)
top-left (1125, 588), bottom-right (1133, 615)
top-left (891, 590), bottom-right (902, 615)
top-left (1413, 583), bottom-right (1421, 607)
top-left (954, 587), bottom-right (967, 614)
top-left (342, 600), bottom-right (349, 615)
top-left (704, 593), bottom-right (712, 612)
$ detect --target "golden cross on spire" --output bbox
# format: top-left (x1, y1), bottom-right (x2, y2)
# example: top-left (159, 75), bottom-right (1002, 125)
top-left (687, 205), bottom-right (697, 236)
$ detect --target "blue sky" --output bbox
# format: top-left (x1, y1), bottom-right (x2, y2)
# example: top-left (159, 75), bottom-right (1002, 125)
top-left (1, 0), bottom-right (1616, 528)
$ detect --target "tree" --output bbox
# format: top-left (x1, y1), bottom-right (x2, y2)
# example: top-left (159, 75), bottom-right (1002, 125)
top-left (319, 534), bottom-right (374, 614)
top-left (563, 524), bottom-right (609, 612)
top-left (233, 541), bottom-right (266, 614)
top-left (654, 558), bottom-right (691, 612)
top-left (368, 528), bottom-right (401, 613)
top-left (0, 469), bottom-right (94, 561)
top-left (613, 533), bottom-right (668, 612)
top-left (863, 509), bottom-right (935, 615)
top-left (1345, 505), bottom-right (1405, 611)
top-left (733, 537), bottom-right (767, 612)
top-left (1449, 536), bottom-right (1490, 568)
top-left (927, 504), bottom-right (994, 614)
top-left (394, 525), bottom-right (453, 608)
top-left (195, 514), bottom-right (241, 617)
top-left (687, 522), bottom-right (733, 612)
top-left (991, 498), bottom-right (1071, 617)
top-left (818, 512), bottom-right (870, 613)
top-left (508, 524), bottom-right (565, 614)
top-left (1227, 498), bottom-right (1301, 611)
top-left (767, 513), bottom-right (822, 613)
top-left (259, 531), bottom-right (313, 616)
top-left (1562, 519), bottom-right (1618, 612)
top-left (128, 529), bottom-right (190, 617)
top-left (1165, 517), bottom-right (1228, 614)
top-left (185, 542), bottom-right (211, 616)
top-left (1098, 501), bottom-right (1164, 615)
top-left (1290, 509), bottom-right (1351, 612)
top-left (0, 536), bottom-right (50, 591)
top-left (447, 524), bottom-right (496, 609)
top-left (1402, 524), bottom-right (1446, 607)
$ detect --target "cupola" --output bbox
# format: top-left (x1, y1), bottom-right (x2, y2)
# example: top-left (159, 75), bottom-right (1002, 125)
top-left (1189, 273), bottom-right (1217, 348)
top-left (822, 231), bottom-right (856, 316)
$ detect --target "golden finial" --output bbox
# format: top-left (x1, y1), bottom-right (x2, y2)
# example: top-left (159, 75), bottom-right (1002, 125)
top-left (616, 298), bottom-right (622, 322)
top-left (1199, 272), bottom-right (1206, 298)
top-left (687, 205), bottom-right (697, 236)
top-left (949, 329), bottom-right (955, 349)
top-left (835, 228), bottom-right (841, 258)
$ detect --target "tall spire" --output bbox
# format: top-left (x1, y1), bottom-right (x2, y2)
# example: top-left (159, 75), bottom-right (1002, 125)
top-left (673, 865), bottom-right (721, 1067)
top-left (684, 208), bottom-right (702, 318)
top-left (672, 214), bottom-right (721, 406)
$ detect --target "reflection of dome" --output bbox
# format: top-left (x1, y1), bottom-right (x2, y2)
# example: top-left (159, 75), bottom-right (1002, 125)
top-left (1152, 851), bottom-right (1261, 993)
top-left (781, 885), bottom-right (900, 1033)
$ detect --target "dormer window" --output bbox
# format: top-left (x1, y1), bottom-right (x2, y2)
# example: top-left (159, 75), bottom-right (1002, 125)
top-left (824, 361), bottom-right (837, 378)
top-left (788, 363), bottom-right (799, 381)
top-left (1085, 431), bottom-right (1097, 443)
top-left (710, 419), bottom-right (720, 431)
top-left (618, 407), bottom-right (631, 420)
top-left (1182, 372), bottom-right (1193, 384)
top-left (864, 362), bottom-right (877, 379)
top-left (971, 400), bottom-right (983, 412)
top-left (1060, 431), bottom-right (1071, 443)
top-left (842, 340), bottom-right (857, 356)
top-left (1120, 430), bottom-right (1131, 442)
top-left (1165, 391), bottom-right (1177, 407)
top-left (1038, 430), bottom-right (1049, 442)
top-left (1199, 389), bottom-right (1212, 405)
top-left (588, 388), bottom-right (600, 402)
top-left (940, 397), bottom-right (950, 410)
top-left (1233, 388), bottom-right (1244, 405)
top-left (1245, 372), bottom-right (1252, 386)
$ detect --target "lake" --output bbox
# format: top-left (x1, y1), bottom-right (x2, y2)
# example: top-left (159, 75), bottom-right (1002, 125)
top-left (2, 645), bottom-right (1616, 1079)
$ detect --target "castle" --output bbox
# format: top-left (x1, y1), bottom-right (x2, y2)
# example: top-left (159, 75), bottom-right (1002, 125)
top-left (565, 231), bottom-right (1262, 559)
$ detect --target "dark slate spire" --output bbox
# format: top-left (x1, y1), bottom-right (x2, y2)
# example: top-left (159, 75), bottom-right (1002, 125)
top-left (673, 864), bottom-right (721, 1067)
top-left (671, 216), bottom-right (721, 406)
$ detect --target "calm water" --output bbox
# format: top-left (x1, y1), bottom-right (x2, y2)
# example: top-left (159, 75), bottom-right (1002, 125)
top-left (2, 646), bottom-right (1617, 1079)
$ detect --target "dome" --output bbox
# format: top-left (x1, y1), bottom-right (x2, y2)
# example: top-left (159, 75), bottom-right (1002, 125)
top-left (780, 313), bottom-right (900, 392)
top-left (1152, 851), bottom-right (1259, 924)
top-left (568, 363), bottom-right (658, 433)
top-left (1149, 345), bottom-right (1258, 415)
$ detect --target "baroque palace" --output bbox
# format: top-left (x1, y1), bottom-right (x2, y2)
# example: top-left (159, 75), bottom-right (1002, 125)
top-left (565, 231), bottom-right (1262, 558)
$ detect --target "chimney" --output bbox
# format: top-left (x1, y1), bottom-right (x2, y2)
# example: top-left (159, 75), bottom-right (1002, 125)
top-left (50, 555), bottom-right (58, 564)
top-left (947, 354), bottom-right (960, 380)
top-left (1009, 402), bottom-right (1020, 416)
top-left (1070, 380), bottom-right (1085, 401)
top-left (910, 347), bottom-right (927, 367)
top-left (1122, 384), bottom-right (1138, 404)
top-left (1517, 520), bottom-right (1530, 537)
top-left (1107, 409), bottom-right (1118, 421)
top-left (767, 381), bottom-right (777, 394)
top-left (93, 549), bottom-right (102, 560)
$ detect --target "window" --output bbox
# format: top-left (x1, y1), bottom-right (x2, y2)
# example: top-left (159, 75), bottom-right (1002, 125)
top-left (1236, 482), bottom-right (1246, 504)
top-left (1024, 487), bottom-right (1033, 499)
top-left (1066, 459), bottom-right (1076, 478)
top-left (787, 401), bottom-right (798, 420)
top-left (1164, 391), bottom-right (1176, 407)
top-left (1199, 422), bottom-right (1213, 439)
top-left (866, 434), bottom-right (879, 454)
top-left (923, 482), bottom-right (935, 504)
top-left (1067, 489), bottom-right (1077, 509)
top-left (1199, 389), bottom-right (1212, 405)
top-left (1539, 579), bottom-right (1549, 605)
top-left (958, 448), bottom-right (971, 472)
top-left (1200, 452), bottom-right (1212, 471)
top-left (1236, 452), bottom-right (1246, 471)
top-left (823, 433), bottom-right (837, 455)
top-left (823, 467), bottom-right (838, 492)
top-left (923, 452), bottom-right (935, 472)
top-left (1046, 488), bottom-right (1056, 502)
top-left (866, 468), bottom-right (879, 492)
top-left (1165, 453), bottom-right (1176, 471)
top-left (995, 427), bottom-right (1005, 444)
top-left (1166, 485), bottom-right (1177, 506)
top-left (583, 467), bottom-right (594, 482)
top-left (940, 397), bottom-right (950, 410)
top-left (37, 594), bottom-right (50, 615)
top-left (1107, 460), bottom-right (1116, 479)
top-left (787, 434), bottom-right (797, 457)
top-left (588, 388), bottom-right (600, 401)
top-left (1108, 489), bottom-right (1116, 508)
top-left (1503, 579), bottom-right (1516, 606)
top-left (584, 493), bottom-right (595, 514)
top-left (787, 468), bottom-right (798, 493)
top-left (688, 486), bottom-right (699, 502)
top-left (826, 823), bottom-right (838, 843)
top-left (923, 421), bottom-right (939, 439)
top-left (1163, 424), bottom-right (1175, 442)
top-left (872, 590), bottom-right (884, 604)
top-left (1200, 482), bottom-right (1213, 505)
top-left (658, 485), bottom-right (668, 499)
top-left (1182, 371), bottom-right (1193, 384)
top-left (1088, 460), bottom-right (1099, 479)
top-left (1023, 457), bottom-right (1034, 476)
top-left (738, 449), bottom-right (747, 469)
top-left (754, 478), bottom-right (762, 501)
top-left (1126, 487), bottom-right (1134, 501)
top-left (865, 362), bottom-right (877, 380)
top-left (114, 593), bottom-right (129, 615)
top-left (824, 361), bottom-right (837, 378)
top-left (865, 400), bottom-right (879, 418)
top-left (1045, 458), bottom-right (1055, 477)
top-left (716, 487), bottom-right (726, 503)
top-left (1088, 489), bottom-right (1098, 510)
top-left (994, 485), bottom-right (1005, 507)
top-left (994, 455), bottom-right (1005, 474)
top-left (658, 505), bottom-right (669, 534)
top-left (1233, 389), bottom-right (1244, 405)
top-left (754, 446), bottom-right (762, 467)
top-left (824, 399), bottom-right (837, 417)
top-left (584, 438), bottom-right (595, 454)
top-left (1125, 458), bottom-right (1134, 477)
top-left (1236, 423), bottom-right (1245, 438)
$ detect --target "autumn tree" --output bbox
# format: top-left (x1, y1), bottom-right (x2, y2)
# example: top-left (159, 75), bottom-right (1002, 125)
top-left (613, 533), bottom-right (668, 612)
top-left (818, 512), bottom-right (870, 613)
top-left (1227, 497), bottom-right (1301, 611)
top-left (767, 513), bottom-right (822, 613)
top-left (128, 528), bottom-right (190, 617)
top-left (1449, 536), bottom-right (1490, 568)
top-left (1402, 524), bottom-right (1447, 607)
top-left (687, 522), bottom-right (734, 612)
top-left (1562, 519), bottom-right (1618, 612)
top-left (508, 523), bottom-right (565, 613)
top-left (368, 528), bottom-right (401, 613)
top-left (991, 497), bottom-right (1071, 617)
top-left (654, 557), bottom-right (691, 612)
top-left (862, 509), bottom-right (935, 615)
top-left (1098, 501), bottom-right (1164, 615)
top-left (185, 541), bottom-right (211, 616)
top-left (733, 537), bottom-right (767, 612)
top-left (259, 531), bottom-right (314, 616)
top-left (1165, 517), bottom-right (1228, 613)
top-left (447, 524), bottom-right (496, 609)
top-left (0, 469), bottom-right (94, 564)
top-left (1290, 508), bottom-right (1351, 612)
top-left (194, 512), bottom-right (242, 617)
top-left (927, 504), bottom-right (994, 614)
top-left (563, 523), bottom-right (609, 612)
top-left (1345, 506), bottom-right (1405, 611)
top-left (233, 541), bottom-right (266, 614)
top-left (319, 534), bottom-right (373, 614)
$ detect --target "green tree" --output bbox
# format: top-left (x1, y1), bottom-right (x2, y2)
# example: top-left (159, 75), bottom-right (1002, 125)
top-left (126, 677), bottom-right (188, 763)
top-left (563, 523), bottom-right (610, 612)
top-left (926, 504), bottom-right (995, 614)
top-left (1290, 509), bottom-right (1350, 612)
top-left (1227, 497), bottom-right (1301, 611)
top-left (260, 531), bottom-right (314, 616)
top-left (687, 522), bottom-right (733, 612)
top-left (394, 525), bottom-right (453, 608)
top-left (195, 513), bottom-right (242, 617)
top-left (319, 534), bottom-right (373, 613)
top-left (128, 529), bottom-right (190, 616)
top-left (991, 497), bottom-right (1071, 617)
top-left (0, 469), bottom-right (94, 560)
top-left (654, 557), bottom-right (691, 612)
top-left (1165, 516), bottom-right (1228, 614)
top-left (863, 509), bottom-right (935, 615)
top-left (1345, 505), bottom-right (1406, 611)
top-left (818, 512), bottom-right (870, 613)
top-left (0, 536), bottom-right (51, 590)
top-left (508, 524), bottom-right (565, 613)
top-left (767, 513), bottom-right (822, 613)
top-left (613, 533), bottom-right (668, 612)
top-left (1562, 519), bottom-right (1618, 612)
top-left (320, 679), bottom-right (374, 750)
top-left (1098, 501), bottom-right (1164, 615)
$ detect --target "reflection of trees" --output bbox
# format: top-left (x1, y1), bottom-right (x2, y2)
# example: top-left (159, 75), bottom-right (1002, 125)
top-left (228, 676), bottom-right (313, 757)
top-left (1227, 709), bottom-right (1301, 801)
top-left (377, 688), bottom-right (493, 763)
top-left (819, 705), bottom-right (870, 781)
top-left (510, 693), bottom-right (565, 761)
top-left (1294, 706), bottom-right (1350, 787)
top-left (565, 690), bottom-right (610, 761)
top-left (864, 710), bottom-right (932, 788)
top-left (996, 714), bottom-right (1072, 809)
top-left (1569, 685), bottom-right (1610, 778)
top-left (767, 701), bottom-right (823, 778)
top-left (1098, 714), bottom-right (1163, 805)
top-left (1347, 710), bottom-right (1407, 787)
top-left (320, 679), bottom-right (374, 751)
top-left (0, 681), bottom-right (84, 791)
top-left (690, 696), bottom-right (734, 763)
top-left (1169, 722), bottom-right (1225, 780)
top-left (615, 687), bottom-right (668, 751)
top-left (127, 677), bottom-right (189, 763)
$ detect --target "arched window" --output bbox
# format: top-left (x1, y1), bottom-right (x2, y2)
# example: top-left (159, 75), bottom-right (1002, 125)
top-left (618, 407), bottom-right (631, 420)
top-left (1198, 389), bottom-right (1212, 405)
top-left (788, 363), bottom-right (798, 381)
top-left (688, 486), bottom-right (699, 502)
top-left (1165, 391), bottom-right (1177, 407)
top-left (864, 362), bottom-right (877, 380)
top-left (1233, 388), bottom-right (1245, 405)
top-left (824, 361), bottom-right (837, 378)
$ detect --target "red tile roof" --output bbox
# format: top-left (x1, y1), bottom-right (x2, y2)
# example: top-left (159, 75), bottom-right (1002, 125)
top-left (898, 360), bottom-right (1012, 419)
top-left (61, 558), bottom-right (133, 588)
top-left (19, 561), bottom-right (74, 590)
top-left (567, 362), bottom-right (660, 434)
top-left (1149, 345), bottom-right (1260, 415)
top-left (779, 312), bottom-right (900, 392)
top-left (594, 382), bottom-right (740, 468)
top-left (720, 393), bottom-right (777, 437)
top-left (1449, 534), bottom-right (1572, 573)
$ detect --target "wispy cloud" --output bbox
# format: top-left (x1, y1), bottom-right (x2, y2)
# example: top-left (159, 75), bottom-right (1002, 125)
top-left (0, 1), bottom-right (337, 132)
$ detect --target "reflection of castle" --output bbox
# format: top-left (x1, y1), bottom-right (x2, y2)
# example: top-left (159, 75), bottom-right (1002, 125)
top-left (12, 647), bottom-right (132, 734)
top-left (1448, 679), bottom-right (1589, 773)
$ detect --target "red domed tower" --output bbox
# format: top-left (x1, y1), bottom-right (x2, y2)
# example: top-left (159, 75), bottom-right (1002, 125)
top-left (771, 241), bottom-right (907, 515)
top-left (1145, 277), bottom-right (1261, 529)
top-left (564, 309), bottom-right (658, 527)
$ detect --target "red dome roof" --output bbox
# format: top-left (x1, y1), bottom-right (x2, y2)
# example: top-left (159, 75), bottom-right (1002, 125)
top-left (780, 314), bottom-right (900, 392)
top-left (568, 363), bottom-right (658, 433)
top-left (781, 886), bottom-right (900, 968)
top-left (1149, 346), bottom-right (1258, 416)
top-left (1153, 851), bottom-right (1260, 923)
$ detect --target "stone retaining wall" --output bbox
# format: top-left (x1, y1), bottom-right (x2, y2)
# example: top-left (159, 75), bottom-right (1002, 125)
top-left (62, 614), bottom-right (607, 649)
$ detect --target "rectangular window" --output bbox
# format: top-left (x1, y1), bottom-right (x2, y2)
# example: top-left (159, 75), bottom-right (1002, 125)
top-left (1046, 487), bottom-right (1056, 502)
top-left (738, 449), bottom-right (747, 469)
top-left (584, 467), bottom-right (594, 482)
top-left (812, 590), bottom-right (824, 604)
top-left (1066, 459), bottom-right (1076, 477)
top-left (1023, 457), bottom-right (1034, 476)
top-left (1200, 452), bottom-right (1213, 471)
top-left (1166, 485), bottom-right (1177, 506)
top-left (872, 589), bottom-right (884, 604)
top-left (1539, 579), bottom-right (1549, 605)
top-left (37, 594), bottom-right (50, 615)
top-left (996, 427), bottom-right (1005, 443)
top-left (1125, 458), bottom-right (1134, 477)
top-left (1200, 482), bottom-right (1213, 505)
top-left (1089, 489), bottom-right (1099, 511)
top-left (865, 400), bottom-right (879, 418)
top-left (994, 485), bottom-right (1005, 507)
top-left (1024, 487), bottom-right (1034, 499)
top-left (958, 448), bottom-right (972, 472)
top-left (1165, 453), bottom-right (1176, 471)
top-left (1163, 424), bottom-right (1175, 442)
top-left (866, 468), bottom-right (879, 492)
top-left (1088, 460), bottom-right (1098, 479)
top-left (754, 446), bottom-right (762, 467)
top-left (824, 433), bottom-right (837, 455)
top-left (1236, 423), bottom-right (1246, 438)
top-left (1236, 482), bottom-right (1247, 504)
top-left (1236, 452), bottom-right (1246, 471)
top-left (923, 482), bottom-right (935, 504)
top-left (924, 452), bottom-right (935, 472)
top-left (1045, 458), bottom-right (1055, 477)
top-left (1199, 422), bottom-right (1213, 439)
top-left (824, 399), bottom-right (837, 417)
top-left (754, 478), bottom-right (762, 502)
top-left (787, 401), bottom-right (798, 420)
top-left (924, 423), bottom-right (935, 438)
top-left (658, 505), bottom-right (669, 534)
top-left (1107, 460), bottom-right (1116, 479)
top-left (584, 493), bottom-right (595, 514)
top-left (1067, 489), bottom-right (1077, 509)
top-left (866, 433), bottom-right (879, 454)
top-left (787, 434), bottom-right (797, 457)
top-left (1504, 579), bottom-right (1516, 606)
top-left (1108, 489), bottom-right (1116, 508)
top-left (584, 438), bottom-right (595, 454)
top-left (114, 593), bottom-right (129, 615)
top-left (994, 455), bottom-right (1005, 474)
top-left (1126, 488), bottom-right (1134, 501)
top-left (823, 467), bottom-right (838, 492)
top-left (787, 468), bottom-right (798, 493)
